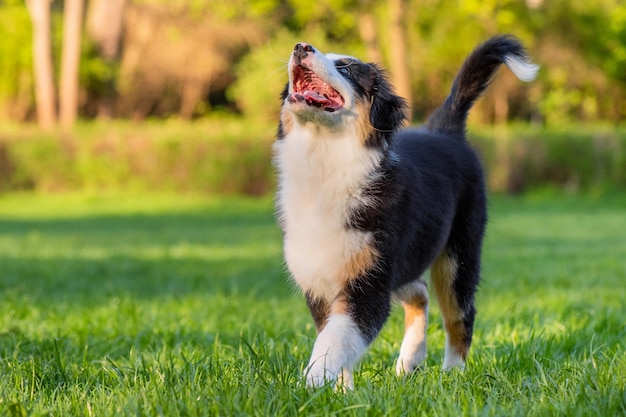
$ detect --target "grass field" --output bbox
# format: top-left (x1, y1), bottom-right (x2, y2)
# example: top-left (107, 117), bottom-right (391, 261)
top-left (0, 192), bottom-right (624, 416)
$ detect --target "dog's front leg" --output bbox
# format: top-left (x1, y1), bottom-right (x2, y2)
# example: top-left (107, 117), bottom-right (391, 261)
top-left (305, 292), bottom-right (366, 389)
top-left (305, 313), bottom-right (367, 389)
top-left (304, 283), bottom-right (391, 389)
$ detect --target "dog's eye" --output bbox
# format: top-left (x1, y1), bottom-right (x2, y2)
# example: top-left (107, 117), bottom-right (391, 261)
top-left (339, 67), bottom-right (350, 75)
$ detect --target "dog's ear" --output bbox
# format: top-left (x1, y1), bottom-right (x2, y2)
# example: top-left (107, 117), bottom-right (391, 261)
top-left (368, 64), bottom-right (408, 140)
top-left (277, 82), bottom-right (290, 139)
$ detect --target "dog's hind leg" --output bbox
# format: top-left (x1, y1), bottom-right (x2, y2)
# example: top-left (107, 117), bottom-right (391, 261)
top-left (431, 248), bottom-right (480, 370)
top-left (394, 280), bottom-right (429, 375)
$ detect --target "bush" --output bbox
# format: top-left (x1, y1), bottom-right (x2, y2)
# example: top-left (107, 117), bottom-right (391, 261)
top-left (0, 118), bottom-right (276, 195)
top-left (0, 121), bottom-right (624, 195)
top-left (469, 124), bottom-right (626, 194)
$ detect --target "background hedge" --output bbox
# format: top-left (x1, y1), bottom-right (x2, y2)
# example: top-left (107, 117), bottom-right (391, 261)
top-left (0, 121), bottom-right (624, 195)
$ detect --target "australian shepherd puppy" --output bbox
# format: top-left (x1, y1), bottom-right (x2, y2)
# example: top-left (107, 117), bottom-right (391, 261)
top-left (274, 35), bottom-right (538, 389)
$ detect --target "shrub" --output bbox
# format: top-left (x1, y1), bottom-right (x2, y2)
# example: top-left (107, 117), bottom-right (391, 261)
top-left (469, 124), bottom-right (626, 194)
top-left (0, 118), bottom-right (276, 195)
top-left (0, 121), bottom-right (624, 195)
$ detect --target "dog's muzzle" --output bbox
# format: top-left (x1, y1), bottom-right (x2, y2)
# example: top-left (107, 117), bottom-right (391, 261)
top-left (293, 42), bottom-right (315, 65)
top-left (288, 43), bottom-right (345, 112)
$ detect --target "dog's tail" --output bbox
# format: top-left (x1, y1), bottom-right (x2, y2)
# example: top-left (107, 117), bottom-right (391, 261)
top-left (426, 35), bottom-right (538, 135)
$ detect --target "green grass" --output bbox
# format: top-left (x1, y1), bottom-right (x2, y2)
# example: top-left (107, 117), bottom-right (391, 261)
top-left (0, 192), bottom-right (624, 416)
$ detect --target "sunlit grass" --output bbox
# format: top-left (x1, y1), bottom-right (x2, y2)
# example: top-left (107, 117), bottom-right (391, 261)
top-left (0, 192), bottom-right (624, 416)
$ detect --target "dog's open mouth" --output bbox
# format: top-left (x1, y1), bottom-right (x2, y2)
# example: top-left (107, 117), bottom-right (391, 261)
top-left (289, 65), bottom-right (344, 112)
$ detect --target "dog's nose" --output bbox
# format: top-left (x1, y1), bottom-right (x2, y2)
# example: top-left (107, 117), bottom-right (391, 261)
top-left (293, 42), bottom-right (314, 63)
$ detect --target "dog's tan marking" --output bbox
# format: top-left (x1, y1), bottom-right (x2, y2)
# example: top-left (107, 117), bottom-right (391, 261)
top-left (355, 100), bottom-right (375, 145)
top-left (307, 295), bottom-right (330, 332)
top-left (308, 243), bottom-right (377, 332)
top-left (442, 320), bottom-right (469, 361)
top-left (394, 280), bottom-right (429, 337)
top-left (309, 292), bottom-right (348, 333)
top-left (401, 293), bottom-right (428, 333)
top-left (330, 293), bottom-right (349, 316)
top-left (431, 252), bottom-right (469, 361)
top-left (395, 281), bottom-right (429, 374)
top-left (339, 240), bottom-right (378, 284)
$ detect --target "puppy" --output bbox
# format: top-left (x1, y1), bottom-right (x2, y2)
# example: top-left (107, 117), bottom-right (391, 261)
top-left (274, 35), bottom-right (538, 389)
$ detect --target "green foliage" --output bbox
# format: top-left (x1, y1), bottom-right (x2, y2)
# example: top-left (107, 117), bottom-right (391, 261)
top-left (1, 122), bottom-right (624, 195)
top-left (229, 29), bottom-right (339, 120)
top-left (0, 193), bottom-right (624, 415)
top-left (285, 0), bottom-right (364, 40)
top-left (79, 40), bottom-right (120, 104)
top-left (545, 0), bottom-right (626, 84)
top-left (605, 4), bottom-right (626, 82)
top-left (241, 0), bottom-right (625, 124)
top-left (1, 0), bottom-right (626, 122)
top-left (469, 124), bottom-right (626, 193)
top-left (0, 118), bottom-right (276, 195)
top-left (0, 1), bottom-right (33, 119)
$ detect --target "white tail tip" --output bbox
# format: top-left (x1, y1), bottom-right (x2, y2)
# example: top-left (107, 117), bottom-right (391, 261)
top-left (504, 55), bottom-right (539, 82)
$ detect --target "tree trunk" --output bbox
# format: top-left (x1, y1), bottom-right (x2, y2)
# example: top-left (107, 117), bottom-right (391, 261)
top-left (358, 12), bottom-right (382, 64)
top-left (388, 0), bottom-right (412, 114)
top-left (86, 0), bottom-right (126, 118)
top-left (86, 0), bottom-right (126, 59)
top-left (178, 77), bottom-right (198, 119)
top-left (60, 0), bottom-right (84, 129)
top-left (26, 0), bottom-right (56, 129)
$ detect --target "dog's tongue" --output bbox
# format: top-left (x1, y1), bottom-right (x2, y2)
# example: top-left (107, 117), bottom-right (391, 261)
top-left (303, 90), bottom-right (331, 106)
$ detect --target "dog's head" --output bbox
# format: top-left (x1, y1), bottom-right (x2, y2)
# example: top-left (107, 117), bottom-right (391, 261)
top-left (280, 43), bottom-right (408, 146)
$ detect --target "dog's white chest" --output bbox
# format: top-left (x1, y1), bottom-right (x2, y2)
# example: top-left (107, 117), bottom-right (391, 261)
top-left (275, 127), bottom-right (380, 302)
top-left (281, 195), bottom-right (371, 301)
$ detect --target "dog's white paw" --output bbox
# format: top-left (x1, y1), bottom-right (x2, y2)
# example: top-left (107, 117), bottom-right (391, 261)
top-left (442, 339), bottom-right (466, 371)
top-left (305, 360), bottom-right (336, 388)
top-left (304, 314), bottom-right (365, 390)
top-left (442, 352), bottom-right (466, 371)
top-left (305, 362), bottom-right (354, 390)
top-left (395, 312), bottom-right (427, 376)
top-left (395, 344), bottom-right (427, 376)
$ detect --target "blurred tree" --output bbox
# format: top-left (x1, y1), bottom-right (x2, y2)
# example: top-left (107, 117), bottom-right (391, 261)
top-left (358, 10), bottom-right (382, 63)
top-left (0, 0), bottom-right (624, 124)
top-left (230, 0), bottom-right (418, 119)
top-left (25, 0), bottom-right (56, 129)
top-left (85, 0), bottom-right (126, 118)
top-left (59, 0), bottom-right (83, 129)
top-left (537, 0), bottom-right (626, 122)
top-left (0, 0), bottom-right (33, 121)
top-left (388, 0), bottom-right (411, 110)
top-left (86, 0), bottom-right (125, 59)
top-left (116, 1), bottom-right (265, 119)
